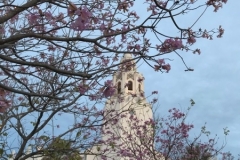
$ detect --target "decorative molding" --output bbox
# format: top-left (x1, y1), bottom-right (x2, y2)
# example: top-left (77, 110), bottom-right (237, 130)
top-left (127, 73), bottom-right (134, 80)
top-left (116, 73), bottom-right (122, 80)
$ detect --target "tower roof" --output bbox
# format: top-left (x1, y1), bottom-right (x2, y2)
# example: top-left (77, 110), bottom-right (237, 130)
top-left (123, 53), bottom-right (132, 59)
top-left (120, 53), bottom-right (136, 71)
top-left (120, 53), bottom-right (133, 63)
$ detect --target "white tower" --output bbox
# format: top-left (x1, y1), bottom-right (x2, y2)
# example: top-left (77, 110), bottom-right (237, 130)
top-left (103, 53), bottom-right (153, 135)
top-left (86, 54), bottom-right (153, 160)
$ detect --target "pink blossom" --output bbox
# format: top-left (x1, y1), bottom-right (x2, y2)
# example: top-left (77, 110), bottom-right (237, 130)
top-left (157, 59), bottom-right (165, 65)
top-left (94, 45), bottom-right (102, 55)
top-left (154, 65), bottom-right (161, 71)
top-left (0, 89), bottom-right (10, 113)
top-left (56, 12), bottom-right (64, 21)
top-left (70, 17), bottom-right (86, 31)
top-left (162, 64), bottom-right (171, 73)
top-left (99, 23), bottom-right (106, 31)
top-left (101, 57), bottom-right (109, 66)
top-left (103, 86), bottom-right (115, 98)
top-left (137, 77), bottom-right (144, 83)
top-left (27, 13), bottom-right (40, 25)
top-left (40, 52), bottom-right (45, 59)
top-left (18, 66), bottom-right (26, 73)
top-left (127, 45), bottom-right (134, 51)
top-left (17, 96), bottom-right (24, 101)
top-left (44, 11), bottom-right (53, 20)
top-left (79, 83), bottom-right (89, 94)
top-left (48, 56), bottom-right (54, 63)
top-left (70, 6), bottom-right (92, 31)
top-left (134, 44), bottom-right (140, 51)
top-left (187, 36), bottom-right (196, 44)
top-left (96, 2), bottom-right (104, 9)
top-left (0, 102), bottom-right (8, 113)
top-left (79, 6), bottom-right (92, 19)
top-left (47, 45), bottom-right (56, 52)
top-left (160, 38), bottom-right (183, 53)
top-left (103, 80), bottom-right (115, 98)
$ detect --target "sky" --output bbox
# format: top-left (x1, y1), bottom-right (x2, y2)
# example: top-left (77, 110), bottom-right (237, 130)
top-left (135, 0), bottom-right (240, 158)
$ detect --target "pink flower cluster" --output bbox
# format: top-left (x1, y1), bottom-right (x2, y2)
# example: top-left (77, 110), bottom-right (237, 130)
top-left (127, 44), bottom-right (140, 51)
top-left (0, 89), bottom-right (10, 113)
top-left (79, 82), bottom-right (89, 95)
top-left (154, 59), bottom-right (171, 73)
top-left (120, 60), bottom-right (135, 71)
top-left (158, 38), bottom-right (183, 53)
top-left (207, 0), bottom-right (228, 12)
top-left (27, 12), bottom-right (41, 25)
top-left (187, 36), bottom-right (196, 44)
top-left (103, 80), bottom-right (115, 98)
top-left (101, 105), bottom-right (229, 160)
top-left (79, 80), bottom-right (115, 100)
top-left (69, 6), bottom-right (92, 31)
top-left (117, 0), bottom-right (134, 12)
top-left (169, 108), bottom-right (185, 119)
top-left (146, 0), bottom-right (167, 15)
top-left (137, 77), bottom-right (144, 83)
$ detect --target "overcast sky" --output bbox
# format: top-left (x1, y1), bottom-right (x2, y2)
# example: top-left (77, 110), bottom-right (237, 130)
top-left (135, 1), bottom-right (240, 158)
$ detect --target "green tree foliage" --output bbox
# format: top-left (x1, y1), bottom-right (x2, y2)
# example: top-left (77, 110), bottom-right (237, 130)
top-left (42, 138), bottom-right (82, 160)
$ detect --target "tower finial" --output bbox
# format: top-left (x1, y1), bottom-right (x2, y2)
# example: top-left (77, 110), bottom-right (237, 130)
top-left (120, 53), bottom-right (136, 71)
top-left (123, 53), bottom-right (132, 59)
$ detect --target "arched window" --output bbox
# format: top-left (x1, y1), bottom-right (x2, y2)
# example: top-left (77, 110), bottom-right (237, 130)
top-left (117, 82), bottom-right (121, 94)
top-left (138, 84), bottom-right (141, 92)
top-left (128, 81), bottom-right (133, 90)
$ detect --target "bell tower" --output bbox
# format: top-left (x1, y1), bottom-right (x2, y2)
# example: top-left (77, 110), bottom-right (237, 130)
top-left (104, 53), bottom-right (152, 118)
top-left (103, 54), bottom-right (153, 159)
top-left (86, 54), bottom-right (153, 160)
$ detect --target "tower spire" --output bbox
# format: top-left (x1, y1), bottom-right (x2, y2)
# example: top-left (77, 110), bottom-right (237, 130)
top-left (112, 53), bottom-right (143, 96)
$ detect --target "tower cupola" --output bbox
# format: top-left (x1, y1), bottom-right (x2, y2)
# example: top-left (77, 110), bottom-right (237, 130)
top-left (112, 54), bottom-right (144, 96)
